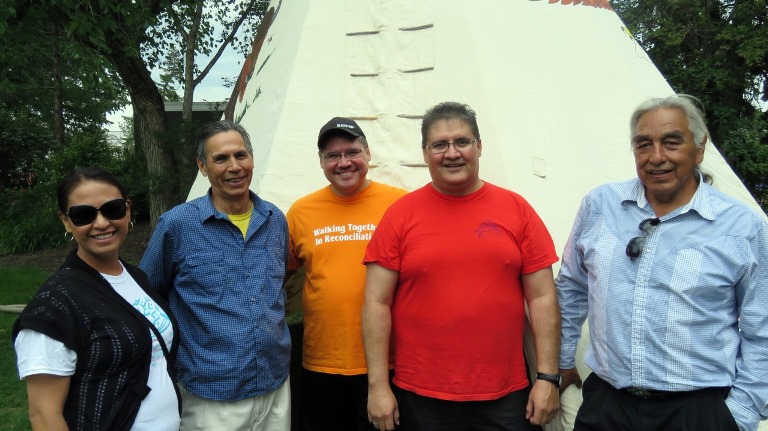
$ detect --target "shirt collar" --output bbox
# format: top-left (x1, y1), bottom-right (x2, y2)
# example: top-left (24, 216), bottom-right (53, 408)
top-left (195, 189), bottom-right (267, 222)
top-left (621, 173), bottom-right (715, 221)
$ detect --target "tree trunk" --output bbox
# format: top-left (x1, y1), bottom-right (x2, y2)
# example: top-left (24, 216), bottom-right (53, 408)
top-left (51, 21), bottom-right (65, 147)
top-left (176, 6), bottom-right (200, 202)
top-left (181, 8), bottom-right (198, 123)
top-left (134, 94), bottom-right (173, 229)
top-left (177, 72), bottom-right (199, 202)
top-left (167, 0), bottom-right (199, 200)
top-left (108, 52), bottom-right (174, 229)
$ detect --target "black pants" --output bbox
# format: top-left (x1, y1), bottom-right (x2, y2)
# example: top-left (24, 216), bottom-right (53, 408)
top-left (300, 368), bottom-right (378, 431)
top-left (574, 373), bottom-right (739, 431)
top-left (396, 385), bottom-right (542, 431)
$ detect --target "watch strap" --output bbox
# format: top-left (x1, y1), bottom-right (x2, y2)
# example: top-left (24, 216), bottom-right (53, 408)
top-left (536, 372), bottom-right (561, 387)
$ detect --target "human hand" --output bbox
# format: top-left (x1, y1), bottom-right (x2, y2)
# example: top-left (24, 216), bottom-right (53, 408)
top-left (368, 386), bottom-right (400, 430)
top-left (526, 379), bottom-right (560, 425)
top-left (559, 368), bottom-right (582, 394)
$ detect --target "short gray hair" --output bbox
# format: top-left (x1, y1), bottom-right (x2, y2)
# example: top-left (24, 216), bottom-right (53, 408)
top-left (630, 94), bottom-right (709, 149)
top-left (196, 120), bottom-right (254, 164)
top-left (630, 94), bottom-right (713, 184)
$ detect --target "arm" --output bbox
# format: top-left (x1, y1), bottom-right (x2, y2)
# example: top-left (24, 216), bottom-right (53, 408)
top-left (138, 219), bottom-right (174, 298)
top-left (724, 221), bottom-right (768, 431)
top-left (282, 267), bottom-right (304, 319)
top-left (559, 367), bottom-right (583, 394)
top-left (362, 263), bottom-right (399, 431)
top-left (283, 216), bottom-right (304, 318)
top-left (283, 269), bottom-right (297, 283)
top-left (522, 266), bottom-right (560, 426)
top-left (556, 199), bottom-right (591, 392)
top-left (25, 374), bottom-right (71, 431)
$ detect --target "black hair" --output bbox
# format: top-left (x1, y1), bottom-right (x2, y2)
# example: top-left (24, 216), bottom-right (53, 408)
top-left (57, 166), bottom-right (128, 213)
top-left (421, 102), bottom-right (481, 148)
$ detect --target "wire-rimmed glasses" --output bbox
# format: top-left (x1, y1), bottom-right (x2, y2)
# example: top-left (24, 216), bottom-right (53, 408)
top-left (320, 148), bottom-right (365, 163)
top-left (425, 139), bottom-right (478, 153)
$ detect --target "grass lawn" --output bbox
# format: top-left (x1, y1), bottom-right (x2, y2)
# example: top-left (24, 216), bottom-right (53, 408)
top-left (0, 266), bottom-right (49, 431)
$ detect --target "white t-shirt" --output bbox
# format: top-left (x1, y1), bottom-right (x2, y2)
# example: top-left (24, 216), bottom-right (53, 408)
top-left (15, 264), bottom-right (179, 431)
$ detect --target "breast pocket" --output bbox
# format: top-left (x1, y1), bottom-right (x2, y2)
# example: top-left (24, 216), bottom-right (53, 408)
top-left (177, 252), bottom-right (228, 297)
top-left (670, 237), bottom-right (747, 298)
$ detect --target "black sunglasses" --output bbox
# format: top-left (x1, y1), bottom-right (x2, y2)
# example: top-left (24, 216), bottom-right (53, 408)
top-left (625, 218), bottom-right (660, 259)
top-left (66, 199), bottom-right (128, 226)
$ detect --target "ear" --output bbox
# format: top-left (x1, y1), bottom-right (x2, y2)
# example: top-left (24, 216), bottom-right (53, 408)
top-left (422, 147), bottom-right (429, 164)
top-left (696, 136), bottom-right (706, 165)
top-left (197, 159), bottom-right (207, 176)
top-left (476, 139), bottom-right (482, 157)
top-left (58, 211), bottom-right (71, 231)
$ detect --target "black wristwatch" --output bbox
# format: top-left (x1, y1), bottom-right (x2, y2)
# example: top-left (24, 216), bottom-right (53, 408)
top-left (536, 372), bottom-right (562, 388)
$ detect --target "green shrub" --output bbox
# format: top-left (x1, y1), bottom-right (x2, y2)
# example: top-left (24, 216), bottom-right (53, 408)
top-left (0, 131), bottom-right (148, 254)
top-left (32, 131), bottom-right (124, 183)
top-left (0, 183), bottom-right (61, 253)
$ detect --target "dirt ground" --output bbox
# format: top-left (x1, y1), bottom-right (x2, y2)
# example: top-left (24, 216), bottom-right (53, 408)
top-left (0, 222), bottom-right (152, 273)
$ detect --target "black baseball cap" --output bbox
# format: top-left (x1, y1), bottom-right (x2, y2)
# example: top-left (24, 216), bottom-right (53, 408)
top-left (317, 117), bottom-right (366, 149)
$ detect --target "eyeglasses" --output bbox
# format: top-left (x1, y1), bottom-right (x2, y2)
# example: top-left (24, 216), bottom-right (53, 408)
top-left (625, 217), bottom-right (660, 259)
top-left (66, 199), bottom-right (128, 226)
top-left (320, 148), bottom-right (365, 163)
top-left (425, 139), bottom-right (478, 153)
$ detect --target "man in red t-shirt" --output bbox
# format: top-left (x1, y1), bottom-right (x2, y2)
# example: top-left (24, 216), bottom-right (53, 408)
top-left (363, 102), bottom-right (561, 431)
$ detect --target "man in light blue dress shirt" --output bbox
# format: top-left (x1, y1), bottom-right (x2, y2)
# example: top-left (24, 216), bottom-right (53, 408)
top-left (557, 95), bottom-right (768, 431)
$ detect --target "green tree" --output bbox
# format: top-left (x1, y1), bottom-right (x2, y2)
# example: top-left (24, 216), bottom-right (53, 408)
top-left (11, 0), bottom-right (268, 227)
top-left (148, 0), bottom-right (267, 121)
top-left (147, 0), bottom-right (267, 200)
top-left (0, 5), bottom-right (125, 190)
top-left (0, 4), bottom-right (142, 252)
top-left (41, 0), bottom-right (177, 227)
top-left (614, 0), bottom-right (768, 206)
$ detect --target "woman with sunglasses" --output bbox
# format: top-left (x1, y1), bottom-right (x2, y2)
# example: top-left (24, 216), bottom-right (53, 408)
top-left (12, 166), bottom-right (180, 431)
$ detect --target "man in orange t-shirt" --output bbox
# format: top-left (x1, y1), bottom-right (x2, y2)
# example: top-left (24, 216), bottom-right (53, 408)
top-left (286, 117), bottom-right (407, 431)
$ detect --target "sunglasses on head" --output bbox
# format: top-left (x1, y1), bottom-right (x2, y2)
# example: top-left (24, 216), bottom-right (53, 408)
top-left (66, 198), bottom-right (128, 226)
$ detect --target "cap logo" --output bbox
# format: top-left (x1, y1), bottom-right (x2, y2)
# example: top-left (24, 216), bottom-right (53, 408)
top-left (337, 123), bottom-right (355, 129)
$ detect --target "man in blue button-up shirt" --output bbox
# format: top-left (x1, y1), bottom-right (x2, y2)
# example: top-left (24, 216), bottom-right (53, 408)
top-left (557, 95), bottom-right (768, 431)
top-left (140, 120), bottom-right (291, 431)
